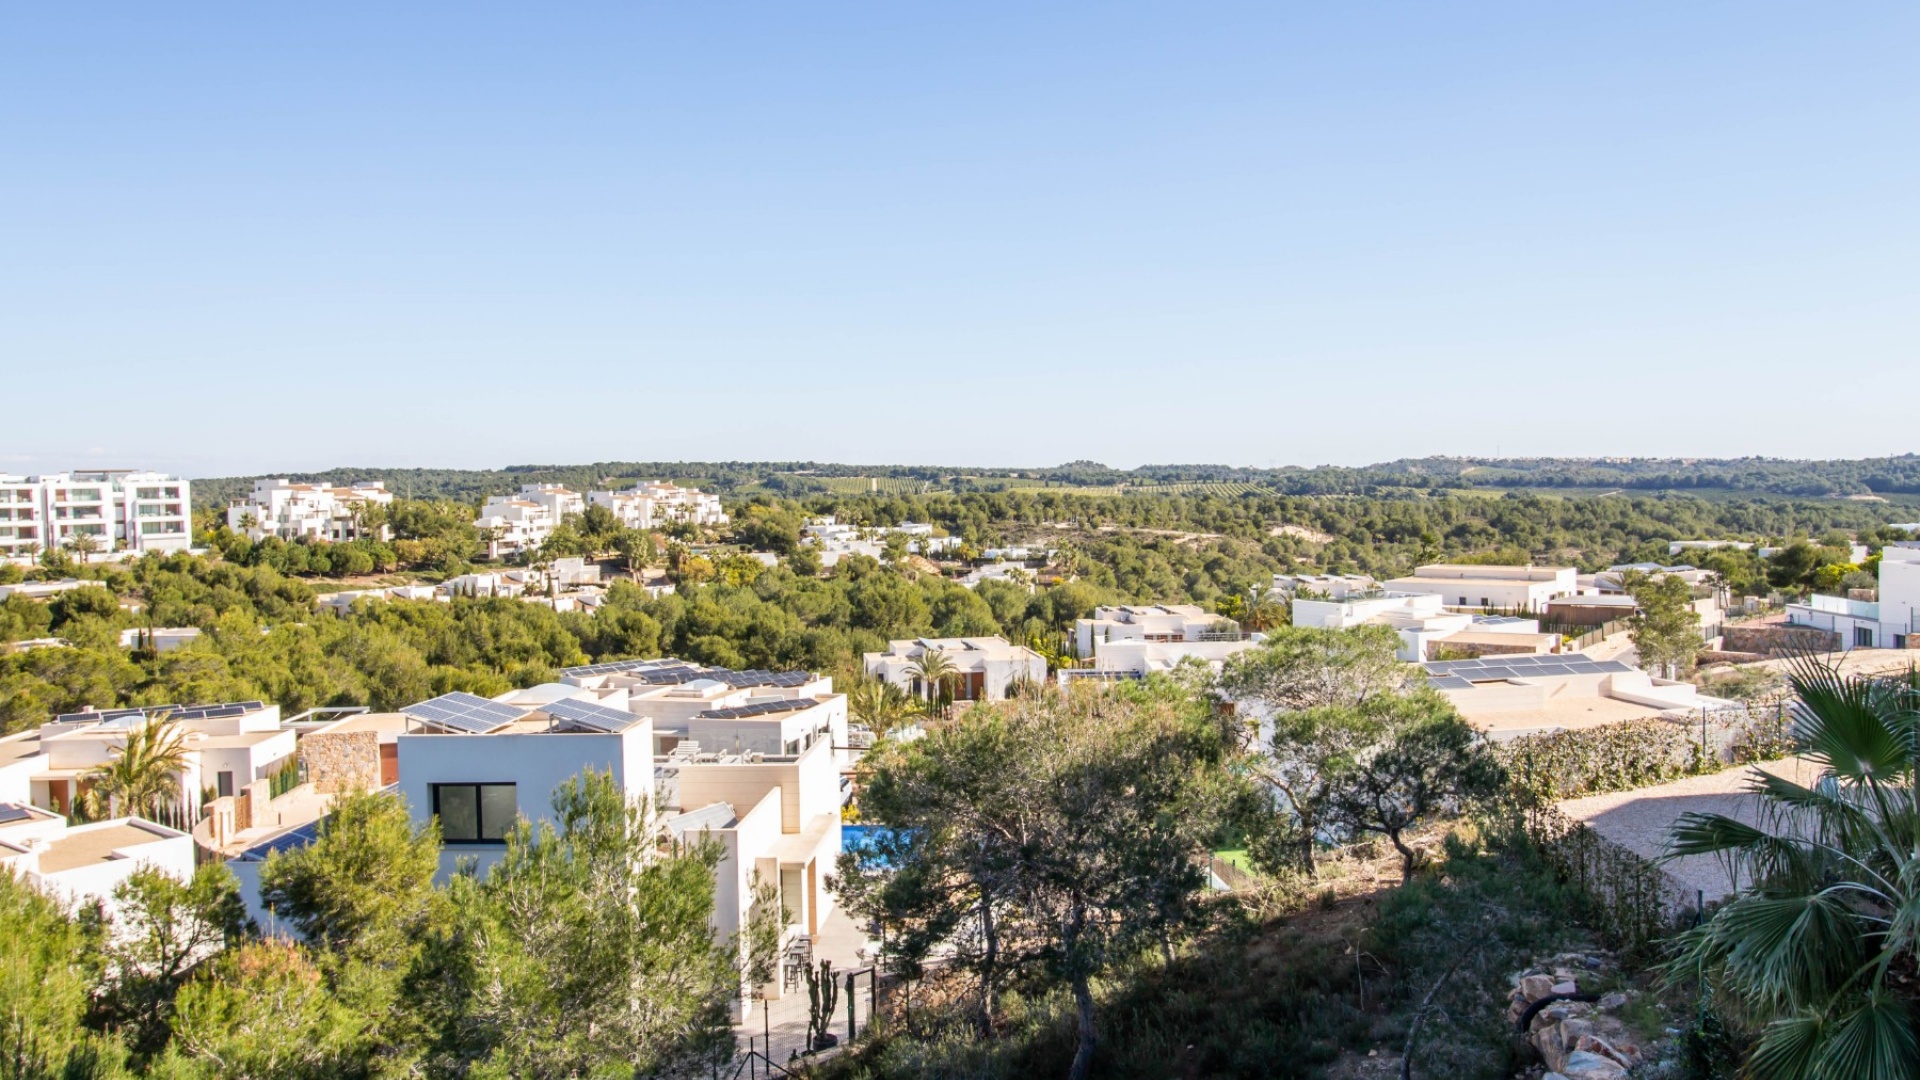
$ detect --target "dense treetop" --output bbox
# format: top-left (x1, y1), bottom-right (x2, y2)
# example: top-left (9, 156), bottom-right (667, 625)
top-left (191, 454), bottom-right (1920, 507)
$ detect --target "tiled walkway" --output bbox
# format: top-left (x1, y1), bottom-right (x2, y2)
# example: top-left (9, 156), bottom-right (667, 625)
top-left (732, 908), bottom-right (879, 1072)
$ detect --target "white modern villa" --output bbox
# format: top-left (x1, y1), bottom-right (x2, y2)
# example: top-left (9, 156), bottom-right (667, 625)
top-left (865, 637), bottom-right (1048, 702)
top-left (1785, 541), bottom-right (1920, 650)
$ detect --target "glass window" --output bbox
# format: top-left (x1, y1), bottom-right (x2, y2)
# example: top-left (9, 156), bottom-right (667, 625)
top-left (432, 783), bottom-right (516, 843)
top-left (434, 784), bottom-right (479, 841)
top-left (480, 784), bottom-right (518, 840)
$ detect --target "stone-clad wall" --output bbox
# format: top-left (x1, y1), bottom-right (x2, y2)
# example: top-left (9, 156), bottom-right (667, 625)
top-left (300, 730), bottom-right (380, 793)
top-left (1719, 625), bottom-right (1840, 657)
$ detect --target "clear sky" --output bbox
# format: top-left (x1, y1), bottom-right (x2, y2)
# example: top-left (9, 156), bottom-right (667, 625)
top-left (3, 3), bottom-right (1916, 479)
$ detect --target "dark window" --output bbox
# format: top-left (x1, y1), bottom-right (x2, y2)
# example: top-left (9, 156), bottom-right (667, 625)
top-left (216, 771), bottom-right (234, 799)
top-left (431, 782), bottom-right (517, 843)
top-left (1855, 627), bottom-right (1875, 649)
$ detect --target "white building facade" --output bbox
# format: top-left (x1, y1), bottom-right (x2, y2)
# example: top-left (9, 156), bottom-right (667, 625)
top-left (226, 479), bottom-right (394, 543)
top-left (0, 805), bottom-right (195, 916)
top-left (589, 482), bottom-right (729, 530)
top-left (1382, 564), bottom-right (1578, 612)
top-left (390, 665), bottom-right (843, 1015)
top-left (0, 700), bottom-right (296, 819)
top-left (0, 471), bottom-right (192, 561)
top-left (865, 637), bottom-right (1048, 701)
top-left (1785, 542), bottom-right (1920, 650)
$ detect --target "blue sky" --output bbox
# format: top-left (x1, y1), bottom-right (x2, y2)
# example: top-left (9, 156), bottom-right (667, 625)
top-left (3, 3), bottom-right (1915, 478)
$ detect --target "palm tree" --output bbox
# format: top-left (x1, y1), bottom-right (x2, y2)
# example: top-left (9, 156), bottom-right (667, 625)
top-left (83, 716), bottom-right (193, 822)
top-left (477, 524), bottom-right (507, 562)
top-left (1662, 659), bottom-right (1920, 1080)
top-left (907, 647), bottom-right (959, 713)
top-left (65, 530), bottom-right (101, 565)
top-left (1241, 591), bottom-right (1289, 633)
top-left (848, 679), bottom-right (913, 736)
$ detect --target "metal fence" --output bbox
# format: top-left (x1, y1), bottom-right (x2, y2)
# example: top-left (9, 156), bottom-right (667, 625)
top-left (729, 966), bottom-right (883, 1077)
top-left (1562, 618), bottom-right (1631, 652)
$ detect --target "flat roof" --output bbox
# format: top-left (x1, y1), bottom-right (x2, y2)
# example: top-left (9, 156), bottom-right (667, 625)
top-left (315, 712), bottom-right (410, 736)
top-left (1388, 574), bottom-right (1564, 588)
top-left (194, 731), bottom-right (288, 750)
top-left (1461, 697), bottom-right (1664, 735)
top-left (1424, 653), bottom-right (1632, 681)
top-left (0, 735), bottom-right (46, 769)
top-left (35, 821), bottom-right (178, 875)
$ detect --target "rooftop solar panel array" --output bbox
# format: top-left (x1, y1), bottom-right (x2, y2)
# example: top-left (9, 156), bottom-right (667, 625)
top-left (401, 692), bottom-right (527, 734)
top-left (169, 701), bottom-right (267, 721)
top-left (52, 700), bottom-right (266, 725)
top-left (0, 803), bottom-right (36, 825)
top-left (557, 658), bottom-right (815, 688)
top-left (696, 700), bottom-right (811, 720)
top-left (1422, 653), bottom-right (1635, 683)
top-left (559, 658), bottom-right (693, 678)
top-left (543, 697), bottom-right (644, 734)
top-left (235, 820), bottom-right (322, 862)
top-left (714, 669), bottom-right (813, 688)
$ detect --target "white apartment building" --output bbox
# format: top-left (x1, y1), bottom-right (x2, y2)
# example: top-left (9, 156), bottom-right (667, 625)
top-left (801, 517), bottom-right (958, 567)
top-left (0, 471), bottom-right (192, 561)
top-left (476, 484), bottom-right (584, 555)
top-left (589, 481), bottom-right (729, 530)
top-left (1382, 564), bottom-right (1579, 612)
top-left (0, 699), bottom-right (297, 819)
top-left (226, 479), bottom-right (394, 543)
top-left (865, 637), bottom-right (1048, 702)
top-left (1785, 541), bottom-right (1920, 650)
top-left (0, 804), bottom-right (194, 916)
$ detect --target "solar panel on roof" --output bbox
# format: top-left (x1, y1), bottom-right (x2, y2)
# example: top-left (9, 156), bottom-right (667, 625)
top-left (697, 699), bottom-right (809, 720)
top-left (545, 697), bottom-right (642, 733)
top-left (402, 692), bottom-right (526, 734)
top-left (0, 804), bottom-right (34, 825)
top-left (1475, 666), bottom-right (1518, 680)
top-left (1428, 675), bottom-right (1476, 690)
top-left (236, 820), bottom-right (322, 862)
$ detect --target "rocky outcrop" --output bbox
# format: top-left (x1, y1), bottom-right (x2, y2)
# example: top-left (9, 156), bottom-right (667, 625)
top-left (1507, 954), bottom-right (1640, 1079)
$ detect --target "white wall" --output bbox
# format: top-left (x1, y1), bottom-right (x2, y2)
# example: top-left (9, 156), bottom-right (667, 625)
top-left (1879, 547), bottom-right (1920, 647)
top-left (0, 748), bottom-right (47, 804)
top-left (397, 726), bottom-right (652, 879)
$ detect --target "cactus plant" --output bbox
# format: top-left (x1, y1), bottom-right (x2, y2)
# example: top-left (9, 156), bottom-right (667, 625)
top-left (804, 958), bottom-right (838, 1050)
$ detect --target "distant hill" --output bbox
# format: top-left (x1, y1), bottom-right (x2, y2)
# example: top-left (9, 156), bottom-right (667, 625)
top-left (192, 454), bottom-right (1920, 508)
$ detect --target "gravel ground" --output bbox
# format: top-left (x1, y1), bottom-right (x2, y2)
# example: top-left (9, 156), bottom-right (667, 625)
top-left (1557, 757), bottom-right (1822, 901)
